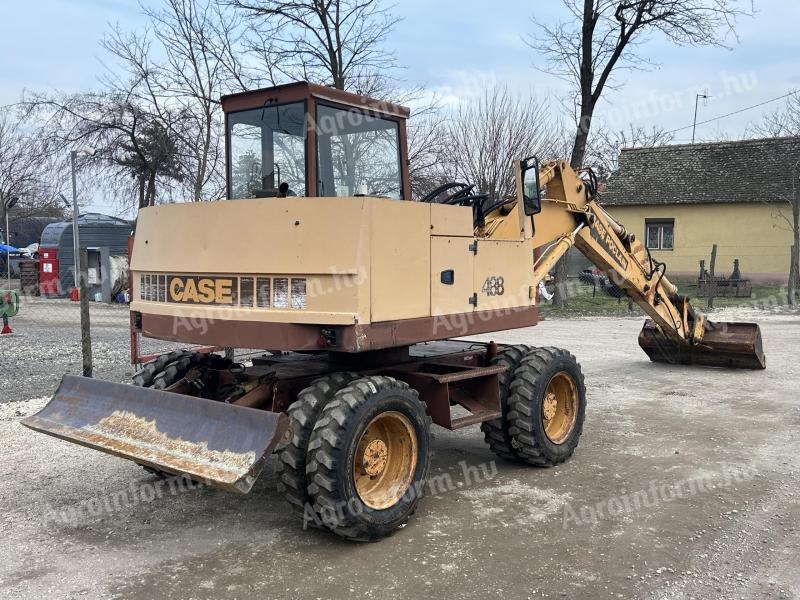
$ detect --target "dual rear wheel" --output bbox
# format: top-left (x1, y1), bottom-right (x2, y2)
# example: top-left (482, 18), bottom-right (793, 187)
top-left (280, 375), bottom-right (431, 542)
top-left (280, 346), bottom-right (586, 541)
top-left (482, 345), bottom-right (586, 465)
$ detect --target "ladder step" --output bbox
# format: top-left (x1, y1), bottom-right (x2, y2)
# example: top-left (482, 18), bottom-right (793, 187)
top-left (417, 364), bottom-right (506, 384)
top-left (450, 410), bottom-right (502, 430)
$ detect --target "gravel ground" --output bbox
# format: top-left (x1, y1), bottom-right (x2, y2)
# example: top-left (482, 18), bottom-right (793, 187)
top-left (0, 301), bottom-right (798, 599)
top-left (0, 299), bottom-right (174, 402)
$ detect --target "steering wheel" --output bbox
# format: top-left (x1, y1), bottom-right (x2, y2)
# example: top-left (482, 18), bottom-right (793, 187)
top-left (420, 182), bottom-right (473, 204)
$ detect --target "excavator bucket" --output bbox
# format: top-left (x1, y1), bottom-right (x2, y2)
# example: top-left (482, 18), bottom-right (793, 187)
top-left (638, 319), bottom-right (766, 370)
top-left (21, 375), bottom-right (289, 494)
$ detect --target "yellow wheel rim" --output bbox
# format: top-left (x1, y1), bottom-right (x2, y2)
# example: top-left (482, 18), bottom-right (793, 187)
top-left (542, 372), bottom-right (578, 444)
top-left (353, 411), bottom-right (418, 510)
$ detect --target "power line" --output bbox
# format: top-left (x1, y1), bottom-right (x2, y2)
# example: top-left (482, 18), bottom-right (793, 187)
top-left (666, 89), bottom-right (799, 135)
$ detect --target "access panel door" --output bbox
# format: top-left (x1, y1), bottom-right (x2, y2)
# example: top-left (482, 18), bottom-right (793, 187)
top-left (430, 236), bottom-right (475, 316)
top-left (472, 240), bottom-right (534, 312)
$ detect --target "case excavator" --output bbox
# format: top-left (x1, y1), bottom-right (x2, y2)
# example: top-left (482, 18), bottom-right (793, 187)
top-left (23, 82), bottom-right (765, 541)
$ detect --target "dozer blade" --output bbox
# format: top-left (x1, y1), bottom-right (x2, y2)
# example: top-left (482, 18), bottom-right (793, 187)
top-left (21, 375), bottom-right (289, 494)
top-left (638, 319), bottom-right (766, 370)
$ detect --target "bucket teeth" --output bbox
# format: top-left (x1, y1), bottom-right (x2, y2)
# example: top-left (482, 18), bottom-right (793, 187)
top-left (638, 319), bottom-right (766, 370)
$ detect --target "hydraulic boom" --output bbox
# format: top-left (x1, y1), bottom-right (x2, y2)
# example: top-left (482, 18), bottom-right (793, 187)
top-left (483, 159), bottom-right (765, 369)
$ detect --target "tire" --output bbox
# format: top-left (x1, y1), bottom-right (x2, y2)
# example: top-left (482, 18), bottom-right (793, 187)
top-left (305, 376), bottom-right (431, 542)
top-left (132, 350), bottom-right (214, 477)
top-left (480, 344), bottom-right (531, 461)
top-left (151, 355), bottom-right (196, 390)
top-left (277, 372), bottom-right (359, 523)
top-left (131, 350), bottom-right (191, 388)
top-left (507, 347), bottom-right (586, 466)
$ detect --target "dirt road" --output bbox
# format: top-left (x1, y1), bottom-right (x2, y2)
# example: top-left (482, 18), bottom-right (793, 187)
top-left (1, 308), bottom-right (798, 599)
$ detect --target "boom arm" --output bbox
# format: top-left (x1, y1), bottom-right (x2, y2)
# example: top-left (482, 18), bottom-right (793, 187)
top-left (532, 160), bottom-right (701, 345)
top-left (483, 159), bottom-right (765, 369)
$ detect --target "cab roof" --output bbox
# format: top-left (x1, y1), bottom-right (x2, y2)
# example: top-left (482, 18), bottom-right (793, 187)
top-left (220, 81), bottom-right (410, 120)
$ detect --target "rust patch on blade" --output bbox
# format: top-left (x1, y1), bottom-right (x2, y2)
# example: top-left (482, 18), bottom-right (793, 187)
top-left (78, 410), bottom-right (257, 483)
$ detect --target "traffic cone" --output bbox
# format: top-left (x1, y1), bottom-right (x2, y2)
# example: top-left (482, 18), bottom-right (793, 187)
top-left (1, 316), bottom-right (11, 335)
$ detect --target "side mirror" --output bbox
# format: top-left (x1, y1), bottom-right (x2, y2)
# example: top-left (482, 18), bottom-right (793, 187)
top-left (521, 157), bottom-right (542, 216)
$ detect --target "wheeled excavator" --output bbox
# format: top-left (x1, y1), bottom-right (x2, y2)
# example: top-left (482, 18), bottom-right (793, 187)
top-left (23, 81), bottom-right (765, 541)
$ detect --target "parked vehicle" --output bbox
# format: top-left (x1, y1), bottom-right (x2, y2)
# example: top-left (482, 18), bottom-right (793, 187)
top-left (23, 81), bottom-right (766, 543)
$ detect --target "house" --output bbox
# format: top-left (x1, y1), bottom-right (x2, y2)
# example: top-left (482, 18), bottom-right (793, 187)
top-left (602, 137), bottom-right (799, 282)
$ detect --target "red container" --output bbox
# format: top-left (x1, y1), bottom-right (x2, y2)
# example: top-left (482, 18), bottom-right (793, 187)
top-left (38, 247), bottom-right (61, 296)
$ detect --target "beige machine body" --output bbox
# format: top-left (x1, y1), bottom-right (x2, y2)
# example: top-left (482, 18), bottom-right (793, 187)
top-left (131, 196), bottom-right (538, 352)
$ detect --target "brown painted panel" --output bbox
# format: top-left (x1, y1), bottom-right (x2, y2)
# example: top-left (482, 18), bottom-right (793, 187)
top-left (221, 81), bottom-right (410, 119)
top-left (141, 307), bottom-right (539, 353)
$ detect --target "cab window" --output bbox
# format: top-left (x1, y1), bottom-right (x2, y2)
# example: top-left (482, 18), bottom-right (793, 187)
top-left (316, 104), bottom-right (402, 198)
top-left (227, 102), bottom-right (306, 198)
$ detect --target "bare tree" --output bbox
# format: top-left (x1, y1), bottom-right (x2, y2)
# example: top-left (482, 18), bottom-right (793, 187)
top-left (0, 109), bottom-right (66, 244)
top-left (749, 97), bottom-right (800, 303)
top-left (748, 92), bottom-right (800, 138)
top-left (531, 0), bottom-right (749, 168)
top-left (760, 162), bottom-right (800, 307)
top-left (529, 0), bottom-right (750, 307)
top-left (102, 0), bottom-right (249, 201)
top-left (441, 86), bottom-right (560, 202)
top-left (228, 0), bottom-right (397, 92)
top-left (24, 0), bottom-right (250, 212)
top-left (26, 91), bottom-right (185, 210)
top-left (407, 108), bottom-right (447, 199)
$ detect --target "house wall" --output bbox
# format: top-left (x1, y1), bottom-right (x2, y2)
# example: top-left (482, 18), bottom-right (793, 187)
top-left (605, 202), bottom-right (793, 282)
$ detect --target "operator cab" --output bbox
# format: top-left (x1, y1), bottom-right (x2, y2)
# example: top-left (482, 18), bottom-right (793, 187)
top-left (221, 81), bottom-right (411, 200)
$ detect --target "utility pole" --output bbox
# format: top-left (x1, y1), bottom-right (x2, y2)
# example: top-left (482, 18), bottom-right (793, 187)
top-left (70, 150), bottom-right (80, 290)
top-left (79, 248), bottom-right (93, 377)
top-left (4, 196), bottom-right (19, 286)
top-left (692, 92), bottom-right (710, 144)
top-left (789, 160), bottom-right (800, 306)
top-left (69, 146), bottom-right (96, 376)
top-left (69, 146), bottom-right (96, 290)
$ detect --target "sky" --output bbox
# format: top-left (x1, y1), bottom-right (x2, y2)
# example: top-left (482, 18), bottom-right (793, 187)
top-left (2, 0), bottom-right (799, 213)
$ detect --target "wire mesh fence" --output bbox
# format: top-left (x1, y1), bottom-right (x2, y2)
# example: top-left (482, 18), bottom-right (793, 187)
top-left (0, 278), bottom-right (177, 404)
top-left (0, 276), bottom-right (271, 405)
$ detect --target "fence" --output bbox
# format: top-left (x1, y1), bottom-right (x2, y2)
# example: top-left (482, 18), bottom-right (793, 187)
top-left (0, 249), bottom-right (182, 404)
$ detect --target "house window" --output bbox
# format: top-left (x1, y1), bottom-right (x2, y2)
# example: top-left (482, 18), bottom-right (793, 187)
top-left (645, 219), bottom-right (674, 250)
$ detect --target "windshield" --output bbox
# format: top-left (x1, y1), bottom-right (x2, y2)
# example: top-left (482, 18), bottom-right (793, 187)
top-left (316, 104), bottom-right (402, 198)
top-left (227, 102), bottom-right (307, 198)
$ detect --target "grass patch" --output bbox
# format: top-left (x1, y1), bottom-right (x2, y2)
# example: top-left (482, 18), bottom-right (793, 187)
top-left (539, 277), bottom-right (788, 318)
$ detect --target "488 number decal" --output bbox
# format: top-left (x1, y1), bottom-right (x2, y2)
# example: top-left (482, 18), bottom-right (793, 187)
top-left (481, 276), bottom-right (505, 296)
